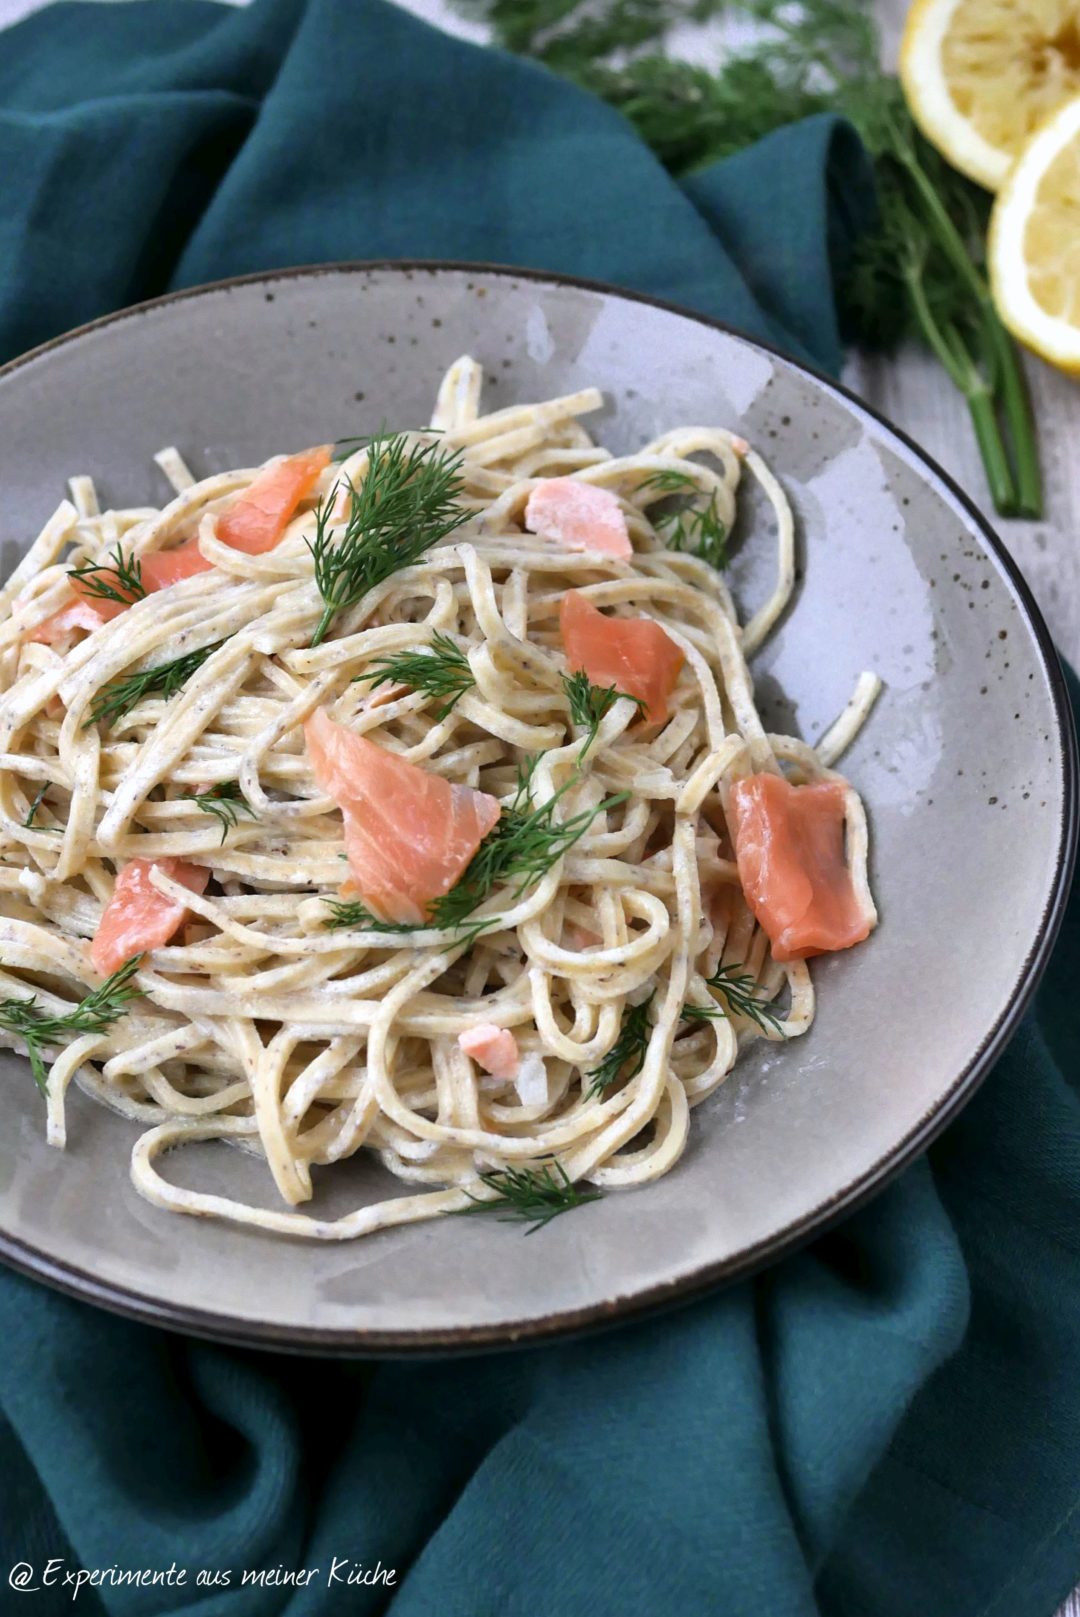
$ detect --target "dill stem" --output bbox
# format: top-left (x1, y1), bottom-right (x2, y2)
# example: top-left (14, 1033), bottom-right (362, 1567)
top-left (966, 390), bottom-right (1017, 520)
top-left (896, 142), bottom-right (983, 300)
top-left (982, 318), bottom-right (1043, 519)
top-left (896, 143), bottom-right (1041, 518)
top-left (309, 604), bottom-right (335, 649)
top-left (903, 248), bottom-right (1018, 516)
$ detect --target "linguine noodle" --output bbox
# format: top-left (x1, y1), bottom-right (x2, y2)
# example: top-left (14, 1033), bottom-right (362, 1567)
top-left (0, 357), bottom-right (879, 1239)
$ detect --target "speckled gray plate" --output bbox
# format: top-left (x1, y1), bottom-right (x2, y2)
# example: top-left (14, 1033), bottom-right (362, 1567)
top-left (0, 264), bottom-right (1074, 1354)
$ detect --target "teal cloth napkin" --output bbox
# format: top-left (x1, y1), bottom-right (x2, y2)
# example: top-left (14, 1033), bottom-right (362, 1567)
top-left (0, 3), bottom-right (1077, 1615)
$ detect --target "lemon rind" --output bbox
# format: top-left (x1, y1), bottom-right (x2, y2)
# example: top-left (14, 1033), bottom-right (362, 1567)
top-left (900, 0), bottom-right (1014, 193)
top-left (989, 94), bottom-right (1080, 372)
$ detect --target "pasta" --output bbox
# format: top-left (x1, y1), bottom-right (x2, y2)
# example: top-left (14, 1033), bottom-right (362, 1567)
top-left (0, 357), bottom-right (879, 1240)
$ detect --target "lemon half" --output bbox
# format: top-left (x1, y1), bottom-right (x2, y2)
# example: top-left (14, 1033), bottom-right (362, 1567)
top-left (989, 93), bottom-right (1080, 371)
top-left (901, 0), bottom-right (1080, 191)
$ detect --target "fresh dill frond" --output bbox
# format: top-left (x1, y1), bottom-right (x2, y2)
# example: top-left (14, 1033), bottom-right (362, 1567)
top-left (583, 993), bottom-right (653, 1099)
top-left (68, 544), bottom-right (146, 607)
top-left (637, 468), bottom-right (700, 495)
top-left (457, 1158), bottom-right (602, 1233)
top-left (637, 469), bottom-right (729, 567)
top-left (0, 956), bottom-right (144, 1095)
top-left (322, 898), bottom-right (422, 934)
top-left (22, 783), bottom-right (47, 827)
top-left (428, 758), bottom-right (628, 931)
top-left (321, 895), bottom-right (499, 947)
top-left (308, 433), bottom-right (469, 647)
top-left (359, 631), bottom-right (476, 719)
top-left (332, 428), bottom-right (444, 462)
top-left (655, 490), bottom-right (728, 569)
top-left (570, 45), bottom-right (823, 171)
top-left (683, 963), bottom-right (785, 1036)
top-left (177, 781), bottom-right (255, 846)
top-left (454, 0), bottom-right (706, 66)
top-left (562, 670), bottom-right (645, 757)
top-left (87, 639), bottom-right (227, 729)
top-left (22, 784), bottom-right (61, 831)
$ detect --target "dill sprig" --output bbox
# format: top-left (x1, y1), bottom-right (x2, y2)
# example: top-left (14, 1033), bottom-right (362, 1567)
top-left (562, 669), bottom-right (645, 757)
top-left (322, 898), bottom-right (422, 935)
top-left (0, 957), bottom-right (144, 1095)
top-left (321, 758), bottom-right (624, 939)
top-left (23, 783), bottom-right (48, 827)
top-left (22, 784), bottom-right (61, 832)
top-left (68, 544), bottom-right (146, 607)
top-left (638, 471), bottom-right (729, 568)
top-left (177, 781), bottom-right (255, 845)
top-left (87, 639), bottom-right (227, 729)
top-left (458, 1158), bottom-right (602, 1233)
top-left (683, 963), bottom-right (785, 1036)
top-left (453, 0), bottom-right (702, 64)
top-left (656, 490), bottom-right (728, 569)
top-left (321, 895), bottom-right (499, 945)
top-left (458, 0), bottom-right (1041, 519)
top-left (638, 469), bottom-right (700, 496)
top-left (359, 631), bottom-right (476, 719)
top-left (332, 428), bottom-right (444, 463)
top-left (308, 433), bottom-right (470, 647)
top-left (584, 993), bottom-right (653, 1099)
top-left (427, 758), bottom-right (628, 931)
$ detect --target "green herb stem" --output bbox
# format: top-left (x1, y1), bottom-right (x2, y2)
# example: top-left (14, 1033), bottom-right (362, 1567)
top-left (985, 323), bottom-right (1043, 518)
top-left (68, 545), bottom-right (146, 607)
top-left (584, 994), bottom-right (653, 1098)
top-left (428, 762), bottom-right (627, 931)
top-left (903, 263), bottom-right (1018, 515)
top-left (0, 957), bottom-right (144, 1095)
top-left (322, 898), bottom-right (420, 934)
top-left (967, 389), bottom-right (1018, 520)
top-left (308, 434), bottom-right (469, 648)
top-left (22, 784), bottom-right (49, 829)
top-left (87, 640), bottom-right (226, 730)
top-left (683, 963), bottom-right (784, 1036)
top-left (897, 143), bottom-right (1041, 516)
top-left (457, 1159), bottom-right (601, 1233)
top-left (360, 631), bottom-right (476, 719)
top-left (562, 670), bottom-right (645, 757)
top-left (177, 781), bottom-right (255, 845)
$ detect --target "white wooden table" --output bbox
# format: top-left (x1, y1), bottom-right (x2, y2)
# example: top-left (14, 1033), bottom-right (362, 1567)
top-left (0, 0), bottom-right (1076, 1608)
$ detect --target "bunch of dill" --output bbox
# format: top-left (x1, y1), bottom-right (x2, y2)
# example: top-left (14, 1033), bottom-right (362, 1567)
top-left (453, 0), bottom-right (1041, 519)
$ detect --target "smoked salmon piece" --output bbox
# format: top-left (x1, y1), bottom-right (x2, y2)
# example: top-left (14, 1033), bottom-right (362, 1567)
top-left (28, 447), bottom-right (328, 647)
top-left (28, 596), bottom-right (120, 645)
top-left (28, 558), bottom-right (145, 641)
top-left (303, 708), bottom-right (501, 926)
top-left (28, 546), bottom-right (209, 643)
top-left (458, 1024), bottom-right (521, 1078)
top-left (525, 479), bottom-right (632, 559)
top-left (140, 537), bottom-right (213, 590)
top-left (729, 774), bottom-right (871, 962)
top-left (560, 590), bottom-right (684, 726)
top-left (216, 444), bottom-right (331, 555)
top-left (91, 857), bottom-right (210, 976)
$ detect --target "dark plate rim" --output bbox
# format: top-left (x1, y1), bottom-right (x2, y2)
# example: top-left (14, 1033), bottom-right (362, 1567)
top-left (0, 259), bottom-right (1075, 1357)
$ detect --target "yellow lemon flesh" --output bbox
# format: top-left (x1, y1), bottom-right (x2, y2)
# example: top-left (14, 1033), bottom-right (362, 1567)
top-left (990, 92), bottom-right (1080, 371)
top-left (901, 0), bottom-right (1080, 191)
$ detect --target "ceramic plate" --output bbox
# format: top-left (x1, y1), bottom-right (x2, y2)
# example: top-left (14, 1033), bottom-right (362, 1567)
top-left (0, 265), bottom-right (1074, 1353)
